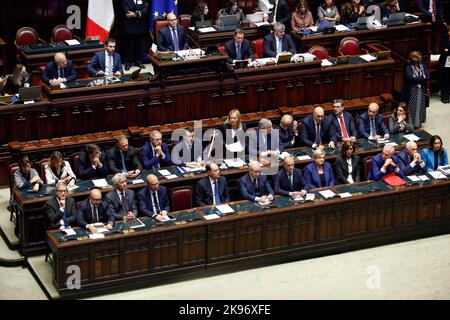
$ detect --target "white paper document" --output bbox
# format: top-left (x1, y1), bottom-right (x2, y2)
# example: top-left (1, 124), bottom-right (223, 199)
top-left (65, 39), bottom-right (80, 46)
top-left (279, 152), bottom-right (291, 160)
top-left (224, 158), bottom-right (245, 168)
top-left (359, 54), bottom-right (377, 62)
top-left (309, 26), bottom-right (318, 32)
top-left (92, 178), bottom-right (108, 188)
top-left (292, 53), bottom-right (316, 62)
top-left (89, 233), bottom-right (105, 239)
top-left (198, 27), bottom-right (216, 33)
top-left (305, 193), bottom-right (315, 201)
top-left (319, 190), bottom-right (336, 199)
top-left (404, 134), bottom-right (420, 141)
top-left (165, 174), bottom-right (178, 180)
top-left (225, 141), bottom-right (244, 153)
top-left (429, 171), bottom-right (446, 179)
top-left (132, 179), bottom-right (145, 184)
top-left (63, 228), bottom-right (76, 236)
top-left (67, 184), bottom-right (79, 192)
top-left (159, 169), bottom-right (171, 176)
top-left (293, 196), bottom-right (304, 201)
top-left (203, 214), bottom-right (221, 220)
top-left (91, 222), bottom-right (109, 233)
top-left (335, 24), bottom-right (350, 32)
top-left (297, 155), bottom-right (312, 161)
top-left (216, 204), bottom-right (235, 214)
top-left (338, 192), bottom-right (352, 198)
top-left (321, 59), bottom-right (333, 66)
top-left (407, 175), bottom-right (421, 182)
top-left (254, 21), bottom-right (270, 27)
top-left (418, 175), bottom-right (430, 181)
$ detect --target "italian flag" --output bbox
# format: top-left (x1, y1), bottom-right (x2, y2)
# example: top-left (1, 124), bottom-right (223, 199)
top-left (85, 0), bottom-right (115, 43)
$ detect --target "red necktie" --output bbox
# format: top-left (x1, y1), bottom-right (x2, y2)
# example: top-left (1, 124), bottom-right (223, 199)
top-left (338, 115), bottom-right (349, 139)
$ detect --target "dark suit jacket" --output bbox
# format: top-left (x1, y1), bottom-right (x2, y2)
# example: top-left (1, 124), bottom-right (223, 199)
top-left (107, 144), bottom-right (143, 173)
top-left (195, 176), bottom-right (230, 206)
top-left (263, 33), bottom-right (296, 58)
top-left (87, 51), bottom-right (123, 77)
top-left (328, 112), bottom-right (357, 141)
top-left (397, 149), bottom-right (427, 176)
top-left (122, 0), bottom-right (149, 34)
top-left (41, 60), bottom-right (77, 85)
top-left (274, 168), bottom-right (307, 196)
top-left (246, 128), bottom-right (284, 157)
top-left (77, 199), bottom-right (114, 229)
top-left (277, 124), bottom-right (296, 149)
top-left (137, 186), bottom-right (170, 218)
top-left (368, 153), bottom-right (405, 181)
top-left (357, 112), bottom-right (389, 139)
top-left (300, 114), bottom-right (337, 147)
top-left (172, 140), bottom-right (203, 166)
top-left (269, 0), bottom-right (292, 32)
top-left (418, 0), bottom-right (445, 22)
top-left (303, 162), bottom-right (335, 189)
top-left (224, 39), bottom-right (254, 63)
top-left (240, 173), bottom-right (274, 201)
top-left (141, 141), bottom-right (173, 169)
top-left (105, 188), bottom-right (138, 220)
top-left (77, 151), bottom-right (109, 180)
top-left (220, 123), bottom-right (247, 145)
top-left (46, 196), bottom-right (77, 228)
top-left (157, 25), bottom-right (189, 52)
top-left (334, 155), bottom-right (360, 184)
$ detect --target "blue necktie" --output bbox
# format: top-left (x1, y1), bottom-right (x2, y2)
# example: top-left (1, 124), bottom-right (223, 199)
top-left (120, 152), bottom-right (127, 172)
top-left (315, 124), bottom-right (322, 145)
top-left (172, 28), bottom-right (179, 51)
top-left (152, 192), bottom-right (160, 214)
top-left (236, 44), bottom-right (242, 60)
top-left (214, 181), bottom-right (221, 205)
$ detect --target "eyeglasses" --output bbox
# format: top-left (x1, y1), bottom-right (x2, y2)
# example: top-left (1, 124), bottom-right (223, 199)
top-left (168, 18), bottom-right (177, 22)
top-left (56, 189), bottom-right (67, 193)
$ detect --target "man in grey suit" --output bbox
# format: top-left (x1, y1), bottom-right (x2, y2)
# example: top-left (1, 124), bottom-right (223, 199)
top-left (105, 173), bottom-right (138, 221)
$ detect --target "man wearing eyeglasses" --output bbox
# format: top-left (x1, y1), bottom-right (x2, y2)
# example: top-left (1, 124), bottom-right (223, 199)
top-left (77, 189), bottom-right (114, 233)
top-left (368, 145), bottom-right (405, 181)
top-left (240, 161), bottom-right (274, 202)
top-left (157, 13), bottom-right (189, 52)
top-left (46, 181), bottom-right (77, 229)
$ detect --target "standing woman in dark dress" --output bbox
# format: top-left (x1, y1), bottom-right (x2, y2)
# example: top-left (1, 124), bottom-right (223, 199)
top-left (1, 64), bottom-right (30, 95)
top-left (401, 51), bottom-right (430, 129)
top-left (190, 2), bottom-right (211, 27)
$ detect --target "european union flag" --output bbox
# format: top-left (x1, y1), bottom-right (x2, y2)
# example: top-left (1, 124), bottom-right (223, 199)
top-left (150, 0), bottom-right (178, 31)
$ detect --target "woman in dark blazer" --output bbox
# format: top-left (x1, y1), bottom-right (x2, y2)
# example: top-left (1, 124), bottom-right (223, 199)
top-left (303, 149), bottom-right (335, 189)
top-left (334, 140), bottom-right (360, 184)
top-left (220, 109), bottom-right (247, 157)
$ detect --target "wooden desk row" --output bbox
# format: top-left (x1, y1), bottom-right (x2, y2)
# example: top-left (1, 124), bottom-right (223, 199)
top-left (47, 178), bottom-right (450, 299)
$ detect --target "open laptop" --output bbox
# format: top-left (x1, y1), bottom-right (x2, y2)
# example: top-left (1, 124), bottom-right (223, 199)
top-left (195, 20), bottom-right (213, 29)
top-left (246, 12), bottom-right (264, 23)
top-left (18, 86), bottom-right (41, 101)
top-left (385, 12), bottom-right (406, 26)
top-left (354, 16), bottom-right (370, 30)
top-left (216, 14), bottom-right (240, 32)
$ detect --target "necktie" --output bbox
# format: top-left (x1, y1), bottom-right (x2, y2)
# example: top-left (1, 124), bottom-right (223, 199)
top-left (214, 181), bottom-right (221, 205)
top-left (339, 115), bottom-right (349, 139)
top-left (152, 192), bottom-right (161, 214)
top-left (369, 118), bottom-right (376, 138)
top-left (277, 37), bottom-right (282, 54)
top-left (254, 178), bottom-right (259, 192)
top-left (172, 28), bottom-right (179, 51)
top-left (120, 152), bottom-right (127, 172)
top-left (92, 206), bottom-right (99, 223)
top-left (58, 68), bottom-right (62, 78)
top-left (236, 44), bottom-right (242, 60)
top-left (288, 173), bottom-right (293, 190)
top-left (106, 54), bottom-right (113, 75)
top-left (120, 191), bottom-right (128, 213)
top-left (153, 148), bottom-right (160, 169)
top-left (315, 124), bottom-right (322, 145)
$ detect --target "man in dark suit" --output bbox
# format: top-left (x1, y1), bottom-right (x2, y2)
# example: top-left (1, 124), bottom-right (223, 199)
top-left (77, 144), bottom-right (109, 180)
top-left (300, 107), bottom-right (337, 148)
top-left (122, 0), bottom-right (148, 70)
top-left (105, 173), bottom-right (138, 221)
top-left (269, 0), bottom-right (292, 33)
top-left (277, 114), bottom-right (298, 149)
top-left (45, 181), bottom-right (77, 229)
top-left (357, 102), bottom-right (390, 140)
top-left (195, 162), bottom-right (230, 206)
top-left (172, 127), bottom-right (205, 168)
top-left (77, 189), bottom-right (114, 233)
top-left (398, 141), bottom-right (427, 176)
top-left (240, 161), bottom-right (274, 202)
top-left (368, 145), bottom-right (405, 181)
top-left (224, 28), bottom-right (254, 64)
top-left (328, 99), bottom-right (357, 142)
top-left (263, 22), bottom-right (296, 58)
top-left (107, 135), bottom-right (142, 178)
top-left (274, 155), bottom-right (308, 198)
top-left (247, 118), bottom-right (284, 160)
top-left (141, 130), bottom-right (173, 170)
top-left (42, 52), bottom-right (77, 86)
top-left (418, 0), bottom-right (445, 23)
top-left (157, 13), bottom-right (189, 52)
top-left (138, 174), bottom-right (170, 221)
top-left (87, 38), bottom-right (124, 77)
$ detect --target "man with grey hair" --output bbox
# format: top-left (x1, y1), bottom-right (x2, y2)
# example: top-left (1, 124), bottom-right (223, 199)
top-left (42, 52), bottom-right (77, 86)
top-left (398, 141), bottom-right (427, 175)
top-left (247, 118), bottom-right (283, 159)
top-left (300, 106), bottom-right (336, 148)
top-left (105, 173), bottom-right (138, 221)
top-left (46, 181), bottom-right (77, 229)
top-left (277, 114), bottom-right (298, 149)
top-left (107, 135), bottom-right (142, 178)
top-left (263, 22), bottom-right (296, 57)
top-left (141, 130), bottom-right (173, 170)
top-left (328, 98), bottom-right (357, 142)
top-left (240, 161), bottom-right (274, 202)
top-left (368, 145), bottom-right (405, 181)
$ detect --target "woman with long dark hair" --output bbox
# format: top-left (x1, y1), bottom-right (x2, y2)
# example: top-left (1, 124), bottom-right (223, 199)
top-left (420, 135), bottom-right (449, 171)
top-left (190, 2), bottom-right (210, 27)
top-left (388, 102), bottom-right (414, 134)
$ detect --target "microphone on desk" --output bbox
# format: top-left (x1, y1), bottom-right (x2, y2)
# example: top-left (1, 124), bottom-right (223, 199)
top-left (186, 32), bottom-right (203, 55)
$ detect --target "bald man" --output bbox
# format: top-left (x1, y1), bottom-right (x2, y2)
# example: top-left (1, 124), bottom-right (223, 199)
top-left (300, 107), bottom-right (336, 148)
top-left (157, 13), bottom-right (189, 52)
top-left (357, 103), bottom-right (389, 140)
top-left (42, 52), bottom-right (77, 86)
top-left (137, 174), bottom-right (170, 221)
top-left (398, 141), bottom-right (427, 176)
top-left (368, 145), bottom-right (405, 181)
top-left (77, 189), bottom-right (114, 233)
top-left (277, 114), bottom-right (298, 149)
top-left (195, 162), bottom-right (230, 206)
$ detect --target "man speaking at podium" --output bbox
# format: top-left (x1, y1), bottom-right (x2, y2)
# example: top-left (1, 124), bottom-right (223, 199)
top-left (157, 13), bottom-right (189, 52)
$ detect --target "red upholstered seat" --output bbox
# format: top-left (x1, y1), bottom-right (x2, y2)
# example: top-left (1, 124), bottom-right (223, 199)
top-left (180, 14), bottom-right (191, 33)
top-left (51, 25), bottom-right (74, 43)
top-left (218, 45), bottom-right (225, 54)
top-left (308, 45), bottom-right (329, 60)
top-left (16, 27), bottom-right (38, 46)
top-left (339, 37), bottom-right (362, 56)
top-left (171, 186), bottom-right (193, 211)
top-left (155, 19), bottom-right (169, 40)
top-left (251, 39), bottom-right (264, 59)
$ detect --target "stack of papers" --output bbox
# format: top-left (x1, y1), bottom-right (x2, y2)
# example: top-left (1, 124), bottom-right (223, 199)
top-left (309, 26), bottom-right (318, 32)
top-left (418, 175), bottom-right (430, 181)
top-left (338, 192), bottom-right (352, 198)
top-left (297, 155), bottom-right (312, 161)
top-left (305, 193), bottom-right (315, 201)
top-left (335, 24), bottom-right (350, 32)
top-left (91, 222), bottom-right (109, 233)
top-left (92, 179), bottom-right (108, 188)
top-left (359, 54), bottom-right (377, 62)
top-left (132, 179), bottom-right (145, 184)
top-left (63, 228), bottom-right (76, 236)
top-left (159, 169), bottom-right (171, 176)
top-left (321, 59), bottom-right (333, 67)
top-left (319, 190), bottom-right (336, 199)
top-left (407, 175), bottom-right (421, 182)
top-left (89, 233), bottom-right (105, 239)
top-left (429, 171), bottom-right (446, 179)
top-left (224, 158), bottom-right (245, 168)
top-left (198, 27), bottom-right (216, 33)
top-left (225, 142), bottom-right (244, 153)
top-left (65, 39), bottom-right (81, 46)
top-left (216, 204), bottom-right (235, 215)
top-left (204, 214), bottom-right (220, 220)
top-left (404, 134), bottom-right (420, 141)
top-left (255, 21), bottom-right (270, 27)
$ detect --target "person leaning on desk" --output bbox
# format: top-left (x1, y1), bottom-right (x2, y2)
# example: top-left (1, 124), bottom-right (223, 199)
top-left (0, 64), bottom-right (30, 95)
top-left (41, 52), bottom-right (77, 86)
top-left (157, 13), bottom-right (189, 52)
top-left (263, 22), bottom-right (296, 58)
top-left (87, 38), bottom-right (123, 77)
top-left (368, 145), bottom-right (405, 181)
top-left (107, 135), bottom-right (142, 179)
top-left (138, 174), bottom-right (170, 222)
